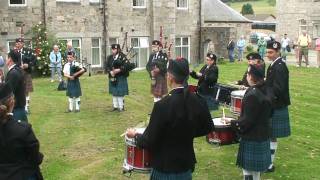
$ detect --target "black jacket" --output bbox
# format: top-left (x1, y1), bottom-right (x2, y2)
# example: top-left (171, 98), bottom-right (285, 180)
top-left (20, 47), bottom-right (36, 74)
top-left (237, 63), bottom-right (265, 87)
top-left (5, 65), bottom-right (26, 108)
top-left (190, 64), bottom-right (218, 96)
top-left (231, 83), bottom-right (272, 141)
top-left (104, 52), bottom-right (135, 78)
top-left (146, 51), bottom-right (168, 77)
top-left (136, 88), bottom-right (213, 173)
top-left (265, 57), bottom-right (291, 109)
top-left (0, 116), bottom-right (43, 180)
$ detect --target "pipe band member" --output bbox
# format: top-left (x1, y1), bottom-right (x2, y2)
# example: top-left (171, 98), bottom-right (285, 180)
top-left (265, 41), bottom-right (291, 173)
top-left (190, 53), bottom-right (219, 110)
top-left (146, 40), bottom-right (168, 103)
top-left (230, 64), bottom-right (272, 180)
top-left (127, 58), bottom-right (213, 180)
top-left (105, 44), bottom-right (135, 112)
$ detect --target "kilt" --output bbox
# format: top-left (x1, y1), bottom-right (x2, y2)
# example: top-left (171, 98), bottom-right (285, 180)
top-left (201, 95), bottom-right (219, 111)
top-left (150, 169), bottom-right (192, 180)
top-left (151, 74), bottom-right (168, 97)
top-left (109, 76), bottom-right (128, 96)
top-left (66, 79), bottom-right (82, 98)
top-left (271, 106), bottom-right (291, 138)
top-left (236, 139), bottom-right (271, 172)
top-left (24, 72), bottom-right (33, 93)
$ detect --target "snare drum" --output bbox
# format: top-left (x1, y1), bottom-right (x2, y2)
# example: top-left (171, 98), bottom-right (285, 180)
top-left (214, 84), bottom-right (239, 105)
top-left (123, 128), bottom-right (152, 173)
top-left (188, 85), bottom-right (197, 93)
top-left (230, 90), bottom-right (246, 116)
top-left (207, 117), bottom-right (236, 145)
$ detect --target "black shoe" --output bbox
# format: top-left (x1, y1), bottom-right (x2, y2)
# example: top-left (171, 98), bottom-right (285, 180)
top-left (75, 109), bottom-right (80, 113)
top-left (265, 165), bottom-right (275, 173)
top-left (118, 108), bottom-right (125, 112)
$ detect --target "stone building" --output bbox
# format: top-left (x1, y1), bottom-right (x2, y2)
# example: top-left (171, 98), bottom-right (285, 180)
top-left (0, 0), bottom-right (251, 70)
top-left (276, 0), bottom-right (320, 43)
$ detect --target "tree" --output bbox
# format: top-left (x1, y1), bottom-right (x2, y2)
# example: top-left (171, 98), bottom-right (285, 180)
top-left (241, 3), bottom-right (254, 15)
top-left (27, 22), bottom-right (66, 76)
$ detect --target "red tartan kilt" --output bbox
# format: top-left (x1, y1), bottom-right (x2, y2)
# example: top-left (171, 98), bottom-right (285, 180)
top-left (151, 74), bottom-right (168, 97)
top-left (24, 73), bottom-right (33, 93)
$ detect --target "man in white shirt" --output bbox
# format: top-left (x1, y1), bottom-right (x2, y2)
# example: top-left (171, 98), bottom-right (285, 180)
top-left (281, 34), bottom-right (290, 61)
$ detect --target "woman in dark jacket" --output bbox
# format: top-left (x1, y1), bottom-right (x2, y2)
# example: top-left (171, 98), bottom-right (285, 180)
top-left (227, 64), bottom-right (272, 180)
top-left (0, 83), bottom-right (43, 180)
top-left (190, 53), bottom-right (219, 110)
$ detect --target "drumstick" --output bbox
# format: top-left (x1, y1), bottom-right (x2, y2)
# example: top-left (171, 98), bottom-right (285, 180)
top-left (120, 132), bottom-right (126, 137)
top-left (222, 108), bottom-right (225, 119)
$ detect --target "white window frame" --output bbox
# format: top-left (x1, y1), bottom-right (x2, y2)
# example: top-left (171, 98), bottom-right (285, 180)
top-left (177, 0), bottom-right (188, 10)
top-left (133, 0), bottom-right (146, 9)
top-left (131, 37), bottom-right (149, 69)
top-left (56, 0), bottom-right (80, 3)
top-left (7, 39), bottom-right (32, 52)
top-left (8, 0), bottom-right (27, 7)
top-left (175, 36), bottom-right (190, 62)
top-left (91, 38), bottom-right (101, 68)
top-left (89, 0), bottom-right (99, 3)
top-left (58, 38), bottom-right (82, 60)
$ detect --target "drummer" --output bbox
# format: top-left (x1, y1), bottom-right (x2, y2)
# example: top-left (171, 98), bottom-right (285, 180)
top-left (126, 58), bottom-right (213, 179)
top-left (227, 64), bottom-right (272, 180)
top-left (190, 53), bottom-right (219, 110)
top-left (236, 52), bottom-right (265, 88)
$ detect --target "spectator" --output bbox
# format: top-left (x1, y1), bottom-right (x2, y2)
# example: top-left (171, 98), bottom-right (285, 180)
top-left (227, 38), bottom-right (235, 62)
top-left (316, 37), bottom-right (320, 68)
top-left (257, 37), bottom-right (267, 59)
top-left (297, 31), bottom-right (311, 67)
top-left (237, 35), bottom-right (246, 61)
top-left (49, 45), bottom-right (62, 82)
top-left (281, 34), bottom-right (291, 61)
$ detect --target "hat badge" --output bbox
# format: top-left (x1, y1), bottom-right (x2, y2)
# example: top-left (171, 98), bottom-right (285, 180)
top-left (210, 54), bottom-right (213, 58)
top-left (249, 56), bottom-right (253, 59)
top-left (273, 43), bottom-right (278, 48)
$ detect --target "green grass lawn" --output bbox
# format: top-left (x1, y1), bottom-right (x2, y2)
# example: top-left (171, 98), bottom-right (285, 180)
top-left (228, 0), bottom-right (276, 15)
top-left (29, 62), bottom-right (320, 179)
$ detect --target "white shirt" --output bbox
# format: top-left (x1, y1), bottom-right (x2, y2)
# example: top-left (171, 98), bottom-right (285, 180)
top-left (281, 38), bottom-right (290, 48)
top-left (63, 61), bottom-right (82, 76)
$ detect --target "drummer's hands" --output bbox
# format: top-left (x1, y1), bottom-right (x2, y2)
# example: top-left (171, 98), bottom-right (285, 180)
top-left (196, 72), bottom-right (202, 77)
top-left (126, 128), bottom-right (137, 138)
top-left (239, 85), bottom-right (247, 90)
top-left (223, 118), bottom-right (231, 125)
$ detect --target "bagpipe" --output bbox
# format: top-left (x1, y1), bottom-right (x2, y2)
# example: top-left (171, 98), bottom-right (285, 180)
top-left (71, 61), bottom-right (87, 78)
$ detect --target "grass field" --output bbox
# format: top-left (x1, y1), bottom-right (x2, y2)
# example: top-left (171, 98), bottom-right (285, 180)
top-left (228, 0), bottom-right (276, 15)
top-left (29, 62), bottom-right (320, 180)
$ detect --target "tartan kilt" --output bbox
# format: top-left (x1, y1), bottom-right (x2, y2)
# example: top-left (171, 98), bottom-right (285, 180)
top-left (24, 72), bottom-right (33, 93)
top-left (151, 74), bottom-right (168, 97)
top-left (201, 94), bottom-right (219, 111)
top-left (109, 76), bottom-right (128, 96)
top-left (150, 169), bottom-right (192, 180)
top-left (271, 107), bottom-right (291, 138)
top-left (236, 139), bottom-right (271, 172)
top-left (66, 79), bottom-right (82, 98)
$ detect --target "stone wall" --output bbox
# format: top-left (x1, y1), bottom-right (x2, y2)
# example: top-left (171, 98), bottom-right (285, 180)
top-left (276, 0), bottom-right (320, 43)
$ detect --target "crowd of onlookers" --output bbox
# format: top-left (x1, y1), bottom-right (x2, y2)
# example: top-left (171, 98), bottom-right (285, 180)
top-left (227, 31), bottom-right (320, 68)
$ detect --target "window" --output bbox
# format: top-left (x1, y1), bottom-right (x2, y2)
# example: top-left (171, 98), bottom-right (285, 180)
top-left (9, 0), bottom-right (27, 6)
top-left (133, 0), bottom-right (145, 8)
top-left (91, 38), bottom-right (101, 67)
top-left (107, 38), bottom-right (119, 56)
top-left (89, 0), bottom-right (99, 3)
top-left (58, 39), bottom-right (81, 60)
top-left (177, 0), bottom-right (188, 9)
top-left (56, 0), bottom-right (80, 3)
top-left (175, 37), bottom-right (190, 61)
top-left (7, 40), bottom-right (32, 51)
top-left (131, 37), bottom-right (149, 68)
top-left (314, 24), bottom-right (320, 37)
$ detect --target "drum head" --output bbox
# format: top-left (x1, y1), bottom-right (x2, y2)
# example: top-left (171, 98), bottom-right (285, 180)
top-left (231, 90), bottom-right (246, 97)
top-left (125, 128), bottom-right (146, 145)
top-left (212, 118), bottom-right (234, 129)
